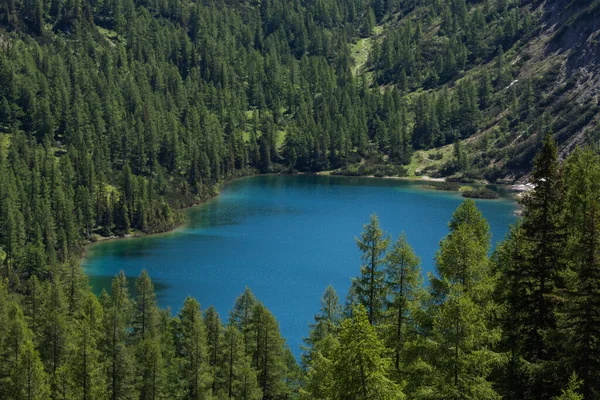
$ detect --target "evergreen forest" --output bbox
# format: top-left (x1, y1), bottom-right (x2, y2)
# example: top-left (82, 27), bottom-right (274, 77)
top-left (1, 0), bottom-right (600, 397)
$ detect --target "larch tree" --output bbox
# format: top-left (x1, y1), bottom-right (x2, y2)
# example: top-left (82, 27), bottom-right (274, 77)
top-left (133, 269), bottom-right (159, 340)
top-left (65, 292), bottom-right (105, 400)
top-left (39, 276), bottom-right (69, 396)
top-left (204, 305), bottom-right (223, 394)
top-left (302, 285), bottom-right (342, 365)
top-left (9, 340), bottom-right (50, 400)
top-left (100, 271), bottom-right (134, 400)
top-left (217, 324), bottom-right (262, 400)
top-left (384, 232), bottom-right (423, 374)
top-left (248, 303), bottom-right (289, 400)
top-left (3, 303), bottom-right (32, 378)
top-left (178, 297), bottom-right (211, 400)
top-left (300, 334), bottom-right (338, 400)
top-left (330, 306), bottom-right (403, 400)
top-left (131, 270), bottom-right (167, 398)
top-left (429, 201), bottom-right (502, 399)
top-left (354, 214), bottom-right (391, 325)
top-left (229, 287), bottom-right (257, 354)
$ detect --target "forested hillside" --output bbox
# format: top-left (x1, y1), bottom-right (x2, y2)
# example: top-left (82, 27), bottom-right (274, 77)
top-left (362, 0), bottom-right (600, 181)
top-left (2, 136), bottom-right (600, 399)
top-left (301, 138), bottom-right (600, 400)
top-left (1, 0), bottom-right (600, 398)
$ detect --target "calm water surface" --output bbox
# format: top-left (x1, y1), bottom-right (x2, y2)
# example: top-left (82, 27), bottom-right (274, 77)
top-left (84, 175), bottom-right (517, 357)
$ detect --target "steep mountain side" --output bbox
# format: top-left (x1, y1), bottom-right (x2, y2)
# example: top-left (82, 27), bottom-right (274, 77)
top-left (363, 0), bottom-right (600, 181)
top-left (497, 0), bottom-right (600, 178)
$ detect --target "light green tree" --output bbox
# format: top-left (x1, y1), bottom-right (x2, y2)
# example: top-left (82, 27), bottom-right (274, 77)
top-left (330, 306), bottom-right (404, 400)
top-left (64, 293), bottom-right (106, 400)
top-left (384, 233), bottom-right (423, 373)
top-left (302, 285), bottom-right (342, 365)
top-left (9, 340), bottom-right (50, 400)
top-left (178, 297), bottom-right (211, 400)
top-left (354, 214), bottom-right (391, 325)
top-left (217, 324), bottom-right (262, 400)
top-left (99, 271), bottom-right (134, 400)
top-left (553, 373), bottom-right (584, 400)
top-left (429, 201), bottom-right (502, 399)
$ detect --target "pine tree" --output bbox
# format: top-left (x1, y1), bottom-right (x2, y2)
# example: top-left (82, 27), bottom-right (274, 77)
top-left (429, 200), bottom-right (502, 399)
top-left (100, 272), bottom-right (134, 400)
top-left (495, 45), bottom-right (509, 88)
top-left (479, 70), bottom-right (492, 109)
top-left (303, 285), bottom-right (342, 365)
top-left (384, 233), bottom-right (423, 373)
top-left (354, 214), bottom-right (390, 325)
top-left (8, 340), bottom-right (50, 400)
top-left (519, 135), bottom-right (567, 399)
top-left (178, 297), bottom-right (211, 400)
top-left (330, 306), bottom-right (403, 400)
top-left (493, 223), bottom-right (529, 399)
top-left (562, 147), bottom-right (600, 399)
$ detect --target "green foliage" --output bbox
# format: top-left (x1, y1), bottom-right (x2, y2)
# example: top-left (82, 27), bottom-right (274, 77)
top-left (384, 233), bottom-right (423, 373)
top-left (354, 214), bottom-right (391, 325)
top-left (302, 285), bottom-right (342, 365)
top-left (330, 306), bottom-right (403, 400)
top-left (461, 187), bottom-right (499, 200)
top-left (0, 0), bottom-right (599, 397)
top-left (553, 373), bottom-right (584, 400)
top-left (428, 200), bottom-right (502, 399)
top-left (562, 147), bottom-right (600, 399)
top-left (178, 297), bottom-right (211, 399)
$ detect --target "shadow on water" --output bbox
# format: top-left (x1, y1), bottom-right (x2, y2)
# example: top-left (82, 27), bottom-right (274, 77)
top-left (84, 174), bottom-right (518, 358)
top-left (89, 275), bottom-right (172, 303)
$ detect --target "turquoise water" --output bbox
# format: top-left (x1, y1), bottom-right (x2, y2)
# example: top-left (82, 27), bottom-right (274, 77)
top-left (84, 175), bottom-right (517, 357)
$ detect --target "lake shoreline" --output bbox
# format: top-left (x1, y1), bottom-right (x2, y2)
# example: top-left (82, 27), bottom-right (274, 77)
top-left (82, 171), bottom-right (522, 262)
top-left (83, 169), bottom-right (258, 260)
top-left (84, 173), bottom-right (520, 358)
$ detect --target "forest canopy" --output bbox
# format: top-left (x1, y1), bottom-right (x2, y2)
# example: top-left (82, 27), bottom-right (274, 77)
top-left (1, 0), bottom-right (600, 397)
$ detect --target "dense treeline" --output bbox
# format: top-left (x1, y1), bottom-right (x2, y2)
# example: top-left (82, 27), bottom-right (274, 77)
top-left (0, 0), bottom-right (595, 281)
top-left (1, 0), bottom-right (600, 396)
top-left (2, 134), bottom-right (600, 399)
top-left (301, 137), bottom-right (600, 399)
top-left (0, 0), bottom-right (423, 277)
top-left (0, 267), bottom-right (302, 398)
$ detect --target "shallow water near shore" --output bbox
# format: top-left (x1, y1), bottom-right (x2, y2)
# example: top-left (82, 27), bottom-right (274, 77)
top-left (84, 175), bottom-right (517, 358)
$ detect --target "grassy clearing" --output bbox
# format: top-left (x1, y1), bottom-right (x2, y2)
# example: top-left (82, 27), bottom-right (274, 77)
top-left (241, 130), bottom-right (286, 149)
top-left (406, 144), bottom-right (453, 176)
top-left (97, 26), bottom-right (119, 40)
top-left (0, 133), bottom-right (10, 155)
top-left (275, 130), bottom-right (286, 150)
top-left (351, 37), bottom-right (373, 76)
